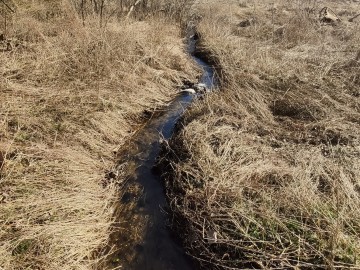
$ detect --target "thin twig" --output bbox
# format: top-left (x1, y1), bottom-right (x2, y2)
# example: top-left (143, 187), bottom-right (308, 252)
top-left (1, 0), bottom-right (15, 13)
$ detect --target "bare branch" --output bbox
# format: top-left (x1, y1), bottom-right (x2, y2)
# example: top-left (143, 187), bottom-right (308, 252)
top-left (1, 0), bottom-right (16, 13)
top-left (126, 0), bottom-right (142, 18)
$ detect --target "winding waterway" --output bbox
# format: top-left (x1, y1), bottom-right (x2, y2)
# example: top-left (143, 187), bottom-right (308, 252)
top-left (111, 32), bottom-right (217, 270)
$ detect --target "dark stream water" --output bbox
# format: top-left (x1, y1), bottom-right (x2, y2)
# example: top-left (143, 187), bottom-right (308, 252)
top-left (115, 34), bottom-right (217, 270)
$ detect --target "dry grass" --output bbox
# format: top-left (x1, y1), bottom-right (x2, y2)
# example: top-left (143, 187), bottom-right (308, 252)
top-left (165, 0), bottom-right (360, 268)
top-left (0, 0), bottom-right (195, 269)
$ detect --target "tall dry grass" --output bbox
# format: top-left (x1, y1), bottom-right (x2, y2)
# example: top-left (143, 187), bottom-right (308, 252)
top-left (0, 0), bottom-right (196, 269)
top-left (165, 0), bottom-right (360, 268)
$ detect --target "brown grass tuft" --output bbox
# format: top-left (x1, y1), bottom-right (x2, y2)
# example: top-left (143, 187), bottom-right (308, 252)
top-left (0, 0), bottom-right (196, 269)
top-left (166, 0), bottom-right (360, 268)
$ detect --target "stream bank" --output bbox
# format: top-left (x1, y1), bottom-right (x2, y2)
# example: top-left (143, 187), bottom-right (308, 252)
top-left (104, 30), bottom-right (218, 270)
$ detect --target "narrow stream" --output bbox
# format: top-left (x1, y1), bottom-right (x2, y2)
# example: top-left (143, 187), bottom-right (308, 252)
top-left (113, 33), bottom-right (217, 270)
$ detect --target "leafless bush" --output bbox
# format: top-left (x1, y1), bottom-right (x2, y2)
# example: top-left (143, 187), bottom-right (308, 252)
top-left (70, 0), bottom-right (193, 26)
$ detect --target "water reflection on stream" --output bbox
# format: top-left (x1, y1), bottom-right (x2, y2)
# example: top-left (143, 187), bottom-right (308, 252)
top-left (112, 33), bottom-right (217, 270)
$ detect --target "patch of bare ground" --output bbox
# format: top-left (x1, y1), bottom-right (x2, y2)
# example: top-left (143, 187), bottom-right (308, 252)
top-left (0, 0), bottom-right (195, 269)
top-left (164, 0), bottom-right (360, 269)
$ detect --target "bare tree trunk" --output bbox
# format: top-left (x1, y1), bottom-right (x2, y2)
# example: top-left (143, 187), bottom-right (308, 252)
top-left (119, 0), bottom-right (123, 13)
top-left (80, 0), bottom-right (86, 26)
top-left (99, 0), bottom-right (106, 27)
top-left (92, 0), bottom-right (99, 14)
top-left (141, 0), bottom-right (147, 10)
top-left (4, 7), bottom-right (6, 36)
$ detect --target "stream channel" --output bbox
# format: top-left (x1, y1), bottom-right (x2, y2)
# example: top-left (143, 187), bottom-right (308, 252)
top-left (112, 33), bottom-right (217, 270)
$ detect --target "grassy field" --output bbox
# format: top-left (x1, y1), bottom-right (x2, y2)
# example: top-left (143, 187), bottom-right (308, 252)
top-left (165, 0), bottom-right (360, 269)
top-left (1, 0), bottom-right (359, 269)
top-left (0, 0), bottom-right (195, 269)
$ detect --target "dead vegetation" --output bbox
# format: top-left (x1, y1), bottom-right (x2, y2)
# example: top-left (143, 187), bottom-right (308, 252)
top-left (165, 0), bottom-right (360, 269)
top-left (0, 0), bottom-right (195, 269)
